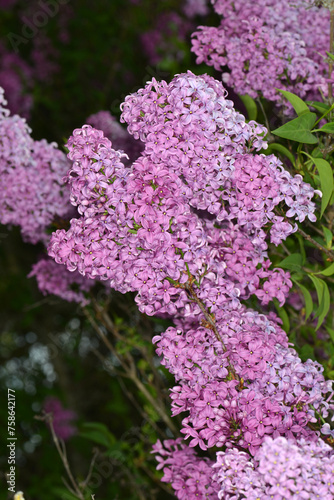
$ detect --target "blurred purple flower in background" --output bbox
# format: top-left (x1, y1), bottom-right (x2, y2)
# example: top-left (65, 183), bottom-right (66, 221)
top-left (43, 397), bottom-right (77, 441)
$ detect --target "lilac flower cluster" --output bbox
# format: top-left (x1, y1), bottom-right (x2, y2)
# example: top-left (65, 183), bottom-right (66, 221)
top-left (0, 87), bottom-right (71, 244)
top-left (43, 397), bottom-right (77, 441)
top-left (49, 72), bottom-right (319, 316)
top-left (29, 258), bottom-right (94, 305)
top-left (213, 436), bottom-right (334, 499)
top-left (154, 435), bottom-right (334, 499)
top-left (152, 438), bottom-right (219, 499)
top-left (183, 0), bottom-right (209, 18)
top-left (0, 86), bottom-right (94, 303)
top-left (153, 307), bottom-right (333, 454)
top-left (191, 0), bottom-right (330, 105)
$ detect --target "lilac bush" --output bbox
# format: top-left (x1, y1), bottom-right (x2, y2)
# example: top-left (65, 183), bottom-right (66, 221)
top-left (1, 2), bottom-right (334, 496)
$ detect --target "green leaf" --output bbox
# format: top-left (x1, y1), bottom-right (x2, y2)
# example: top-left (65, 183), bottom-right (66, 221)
top-left (315, 261), bottom-right (334, 276)
top-left (308, 274), bottom-right (324, 309)
top-left (51, 488), bottom-right (79, 500)
top-left (277, 253), bottom-right (303, 272)
top-left (326, 326), bottom-right (334, 344)
top-left (293, 281), bottom-right (313, 320)
top-left (308, 275), bottom-right (330, 329)
top-left (306, 101), bottom-right (331, 113)
top-left (326, 51), bottom-right (334, 61)
top-left (302, 152), bottom-right (334, 217)
top-left (311, 146), bottom-right (324, 159)
top-left (239, 94), bottom-right (257, 121)
top-left (322, 226), bottom-right (333, 249)
top-left (296, 234), bottom-right (306, 265)
top-left (80, 422), bottom-right (115, 448)
top-left (313, 122), bottom-right (334, 134)
top-left (311, 158), bottom-right (334, 217)
top-left (273, 298), bottom-right (290, 332)
top-left (272, 112), bottom-right (317, 144)
top-left (299, 344), bottom-right (315, 362)
top-left (266, 143), bottom-right (295, 165)
top-left (276, 89), bottom-right (309, 116)
top-left (316, 282), bottom-right (330, 329)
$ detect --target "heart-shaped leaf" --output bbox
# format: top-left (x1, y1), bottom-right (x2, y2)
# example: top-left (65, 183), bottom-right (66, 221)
top-left (272, 113), bottom-right (317, 144)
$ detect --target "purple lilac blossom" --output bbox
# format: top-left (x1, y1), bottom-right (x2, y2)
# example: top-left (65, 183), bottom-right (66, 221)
top-left (153, 436), bottom-right (334, 498)
top-left (0, 86), bottom-right (94, 302)
top-left (0, 86), bottom-right (71, 244)
top-left (152, 438), bottom-right (219, 499)
top-left (191, 0), bottom-right (330, 107)
top-left (49, 72), bottom-right (319, 315)
top-left (29, 258), bottom-right (94, 305)
top-left (183, 0), bottom-right (209, 18)
top-left (153, 308), bottom-right (333, 453)
top-left (213, 436), bottom-right (334, 499)
top-left (43, 397), bottom-right (77, 441)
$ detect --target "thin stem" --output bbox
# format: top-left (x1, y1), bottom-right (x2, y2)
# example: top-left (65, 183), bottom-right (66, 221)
top-left (257, 98), bottom-right (271, 134)
top-left (117, 376), bottom-right (168, 440)
top-left (80, 449), bottom-right (99, 489)
top-left (83, 307), bottom-right (135, 376)
top-left (129, 371), bottom-right (178, 435)
top-left (138, 463), bottom-right (174, 497)
top-left (181, 279), bottom-right (239, 382)
top-left (36, 413), bottom-right (85, 500)
top-left (296, 225), bottom-right (334, 261)
top-left (92, 298), bottom-right (166, 399)
top-left (83, 307), bottom-right (178, 436)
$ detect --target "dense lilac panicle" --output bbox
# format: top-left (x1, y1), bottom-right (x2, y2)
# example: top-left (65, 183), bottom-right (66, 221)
top-left (41, 74), bottom-right (333, 490)
top-left (86, 111), bottom-right (143, 164)
top-left (49, 123), bottom-right (201, 313)
top-left (120, 70), bottom-right (267, 153)
top-left (153, 307), bottom-right (333, 453)
top-left (151, 438), bottom-right (219, 499)
top-left (0, 87), bottom-right (71, 244)
top-left (29, 258), bottom-right (94, 305)
top-left (120, 71), bottom-right (317, 231)
top-left (214, 437), bottom-right (334, 499)
top-left (192, 0), bottom-right (330, 105)
top-left (0, 138), bottom-right (71, 244)
top-left (49, 73), bottom-right (319, 316)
